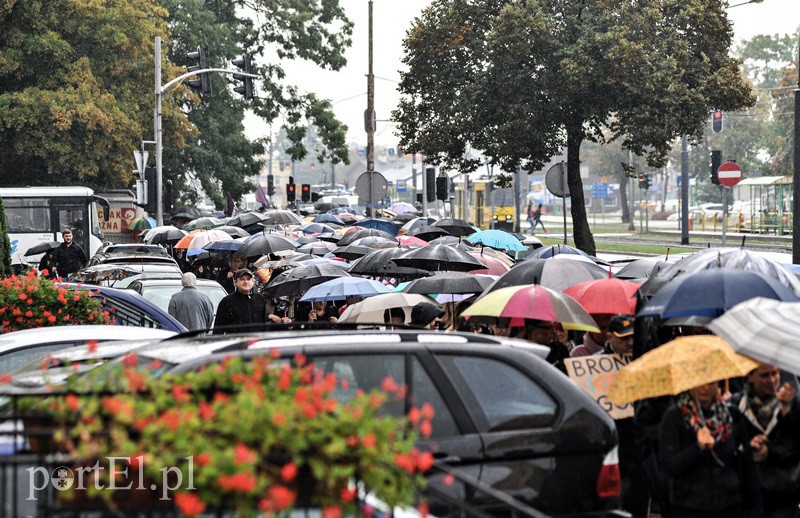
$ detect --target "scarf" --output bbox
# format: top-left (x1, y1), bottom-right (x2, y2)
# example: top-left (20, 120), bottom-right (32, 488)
top-left (739, 383), bottom-right (780, 435)
top-left (678, 391), bottom-right (733, 443)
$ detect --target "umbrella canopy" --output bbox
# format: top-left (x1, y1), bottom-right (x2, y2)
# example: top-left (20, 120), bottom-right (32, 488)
top-left (528, 244), bottom-right (590, 260)
top-left (608, 336), bottom-right (759, 406)
top-left (428, 236), bottom-right (473, 249)
top-left (332, 244), bottom-right (374, 261)
top-left (263, 263), bottom-right (350, 299)
top-left (614, 257), bottom-right (671, 281)
top-left (185, 217), bottom-right (224, 231)
top-left (349, 247), bottom-right (419, 276)
top-left (462, 285), bottom-right (599, 332)
top-left (172, 206), bottom-right (201, 218)
top-left (177, 229), bottom-right (231, 253)
top-left (390, 202), bottom-right (417, 214)
top-left (143, 226), bottom-right (188, 245)
top-left (128, 217), bottom-right (157, 231)
top-left (338, 228), bottom-right (396, 246)
top-left (393, 244), bottom-right (485, 273)
top-left (295, 236), bottom-right (320, 245)
top-left (202, 240), bottom-right (244, 254)
top-left (483, 258), bottom-right (606, 294)
top-left (355, 218), bottom-right (399, 236)
top-left (406, 225), bottom-right (451, 242)
top-left (24, 241), bottom-right (61, 256)
top-left (434, 218), bottom-right (476, 238)
top-left (406, 272), bottom-right (495, 295)
top-left (467, 251), bottom-right (513, 276)
top-left (339, 293), bottom-right (433, 324)
top-left (215, 225), bottom-right (250, 238)
top-left (396, 235), bottom-right (430, 247)
top-left (400, 217), bottom-right (438, 233)
top-left (466, 230), bottom-right (525, 252)
top-left (227, 212), bottom-right (268, 229)
top-left (314, 232), bottom-right (341, 244)
top-left (234, 234), bottom-right (299, 259)
top-left (351, 236), bottom-right (399, 249)
top-left (314, 213), bottom-right (345, 225)
top-left (300, 277), bottom-right (391, 302)
top-left (296, 241), bottom-right (337, 256)
top-left (707, 297), bottom-right (800, 377)
top-left (638, 268), bottom-right (800, 319)
top-left (298, 223), bottom-right (338, 235)
top-left (563, 278), bottom-right (640, 315)
top-left (314, 202), bottom-right (339, 212)
top-left (261, 210), bottom-right (305, 226)
top-left (393, 212), bottom-right (421, 223)
top-left (69, 265), bottom-right (142, 285)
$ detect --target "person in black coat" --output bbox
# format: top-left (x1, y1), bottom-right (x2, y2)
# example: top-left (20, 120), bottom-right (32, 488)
top-left (50, 229), bottom-right (87, 278)
top-left (212, 269), bottom-right (267, 334)
top-left (659, 380), bottom-right (762, 518)
top-left (730, 364), bottom-right (800, 518)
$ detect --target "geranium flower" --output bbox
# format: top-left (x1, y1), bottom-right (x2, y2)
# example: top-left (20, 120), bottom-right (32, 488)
top-left (233, 444), bottom-right (256, 465)
top-left (280, 462), bottom-right (297, 482)
top-left (174, 492), bottom-right (205, 517)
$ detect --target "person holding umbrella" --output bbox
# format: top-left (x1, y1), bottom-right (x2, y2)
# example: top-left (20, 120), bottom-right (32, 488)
top-left (730, 364), bottom-right (800, 518)
top-left (659, 380), bottom-right (762, 518)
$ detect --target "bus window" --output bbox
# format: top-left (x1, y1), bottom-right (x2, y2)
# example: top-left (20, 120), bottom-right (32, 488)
top-left (4, 199), bottom-right (51, 233)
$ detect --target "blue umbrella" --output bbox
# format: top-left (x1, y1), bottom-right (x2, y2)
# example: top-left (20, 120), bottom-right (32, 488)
top-left (638, 268), bottom-right (800, 319)
top-left (527, 244), bottom-right (589, 259)
top-left (314, 214), bottom-right (345, 225)
top-left (466, 230), bottom-right (525, 252)
top-left (298, 223), bottom-right (337, 235)
top-left (355, 218), bottom-right (399, 236)
top-left (300, 277), bottom-right (391, 302)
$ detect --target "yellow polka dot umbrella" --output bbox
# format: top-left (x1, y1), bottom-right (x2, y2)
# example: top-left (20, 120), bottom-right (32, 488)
top-left (607, 335), bottom-right (758, 406)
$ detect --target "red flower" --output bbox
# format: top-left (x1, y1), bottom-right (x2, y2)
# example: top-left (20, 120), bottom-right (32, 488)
top-left (47, 315), bottom-right (56, 323)
top-left (17, 293), bottom-right (26, 301)
top-left (347, 435), bottom-right (359, 447)
top-left (127, 454), bottom-right (145, 470)
top-left (281, 462), bottom-right (297, 482)
top-left (174, 492), bottom-right (205, 517)
top-left (195, 452), bottom-right (212, 466)
top-left (394, 452), bottom-right (415, 474)
top-left (159, 409), bottom-right (183, 431)
top-left (233, 444), bottom-right (256, 465)
top-left (0, 373), bottom-right (11, 384)
top-left (418, 502), bottom-right (429, 518)
top-left (323, 505), bottom-right (342, 518)
top-left (416, 451), bottom-right (434, 472)
top-left (272, 411), bottom-right (286, 426)
top-left (65, 394), bottom-right (80, 411)
top-left (86, 340), bottom-right (98, 353)
top-left (361, 433), bottom-right (376, 449)
top-left (24, 311), bottom-right (32, 318)
top-left (420, 420), bottom-right (433, 438)
top-left (102, 397), bottom-right (133, 418)
top-left (151, 359), bottom-right (163, 369)
top-left (381, 375), bottom-right (398, 393)
top-left (340, 486), bottom-right (357, 503)
top-left (213, 392), bottom-right (230, 404)
top-left (408, 407), bottom-right (421, 426)
top-left (260, 484), bottom-right (295, 511)
top-left (198, 402), bottom-right (215, 420)
top-left (121, 354), bottom-right (138, 367)
top-left (293, 352), bottom-right (307, 366)
top-left (172, 385), bottom-right (190, 403)
top-left (124, 369), bottom-right (146, 392)
top-left (443, 474), bottom-right (455, 486)
top-left (421, 403), bottom-right (435, 420)
top-left (278, 367), bottom-right (292, 391)
top-left (269, 347), bottom-right (280, 359)
top-left (217, 471), bottom-right (257, 493)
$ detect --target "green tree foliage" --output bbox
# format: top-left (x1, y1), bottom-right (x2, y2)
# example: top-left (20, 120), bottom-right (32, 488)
top-left (395, 0), bottom-right (753, 254)
top-left (0, 0), bottom-right (192, 189)
top-left (0, 197), bottom-right (12, 276)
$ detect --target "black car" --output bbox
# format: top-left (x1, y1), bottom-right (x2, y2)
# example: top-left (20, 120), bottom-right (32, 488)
top-left (155, 329), bottom-right (624, 517)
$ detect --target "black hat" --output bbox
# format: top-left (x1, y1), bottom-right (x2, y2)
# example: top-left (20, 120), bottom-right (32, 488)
top-left (411, 302), bottom-right (444, 327)
top-left (234, 268), bottom-right (254, 280)
top-left (608, 314), bottom-right (634, 338)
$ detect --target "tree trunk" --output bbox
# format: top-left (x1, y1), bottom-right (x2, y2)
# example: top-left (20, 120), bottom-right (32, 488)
top-left (618, 173), bottom-right (631, 223)
top-left (566, 128), bottom-right (596, 256)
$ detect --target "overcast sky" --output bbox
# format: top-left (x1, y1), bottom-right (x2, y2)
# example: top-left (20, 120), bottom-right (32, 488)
top-left (245, 0), bottom-right (799, 147)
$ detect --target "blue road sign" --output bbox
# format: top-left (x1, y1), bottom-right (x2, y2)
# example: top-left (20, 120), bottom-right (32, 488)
top-left (397, 179), bottom-right (407, 192)
top-left (592, 182), bottom-right (609, 199)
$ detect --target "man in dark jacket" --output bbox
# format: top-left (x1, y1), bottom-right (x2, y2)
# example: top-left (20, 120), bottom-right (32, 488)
top-left (731, 364), bottom-right (800, 518)
top-left (213, 269), bottom-right (267, 334)
top-left (51, 229), bottom-right (87, 278)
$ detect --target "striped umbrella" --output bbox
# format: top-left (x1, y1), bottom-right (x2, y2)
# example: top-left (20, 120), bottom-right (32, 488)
top-left (462, 284), bottom-right (599, 332)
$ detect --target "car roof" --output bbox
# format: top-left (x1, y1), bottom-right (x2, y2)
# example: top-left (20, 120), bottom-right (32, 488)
top-left (133, 278), bottom-right (224, 288)
top-left (0, 325), bottom-right (175, 353)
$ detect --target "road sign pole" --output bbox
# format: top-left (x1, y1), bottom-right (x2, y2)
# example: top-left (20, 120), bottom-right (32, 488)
top-left (722, 186), bottom-right (728, 247)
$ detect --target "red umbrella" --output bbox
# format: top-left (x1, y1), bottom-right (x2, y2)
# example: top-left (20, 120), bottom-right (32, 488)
top-left (467, 251), bottom-right (511, 276)
top-left (396, 235), bottom-right (429, 247)
top-left (563, 278), bottom-right (640, 315)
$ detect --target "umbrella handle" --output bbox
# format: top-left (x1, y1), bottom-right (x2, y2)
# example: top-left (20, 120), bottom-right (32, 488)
top-left (693, 393), bottom-right (707, 428)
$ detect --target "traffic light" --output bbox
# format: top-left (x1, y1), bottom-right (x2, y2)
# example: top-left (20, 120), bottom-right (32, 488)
top-left (301, 184), bottom-right (311, 202)
top-left (164, 179), bottom-right (174, 213)
top-left (397, 145), bottom-right (404, 157)
top-left (638, 171), bottom-right (646, 189)
top-left (187, 47), bottom-right (212, 94)
top-left (286, 183), bottom-right (296, 202)
top-left (643, 174), bottom-right (652, 191)
top-left (710, 150), bottom-right (722, 185)
top-left (436, 176), bottom-right (449, 201)
top-left (231, 54), bottom-right (254, 100)
top-left (267, 175), bottom-right (275, 196)
top-left (144, 167), bottom-right (157, 214)
top-left (712, 110), bottom-right (723, 133)
top-left (425, 167), bottom-right (436, 203)
top-left (310, 164), bottom-right (316, 171)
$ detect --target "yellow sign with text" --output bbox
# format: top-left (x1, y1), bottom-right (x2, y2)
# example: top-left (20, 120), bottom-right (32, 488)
top-left (97, 207), bottom-right (136, 233)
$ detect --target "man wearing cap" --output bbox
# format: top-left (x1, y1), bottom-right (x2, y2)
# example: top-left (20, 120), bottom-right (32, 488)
top-left (213, 269), bottom-right (268, 334)
top-left (596, 314), bottom-right (634, 357)
top-left (50, 228), bottom-right (87, 278)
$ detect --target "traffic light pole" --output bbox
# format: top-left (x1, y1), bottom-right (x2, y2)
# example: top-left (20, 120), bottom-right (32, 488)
top-left (153, 36), bottom-right (258, 226)
top-left (793, 34), bottom-right (800, 264)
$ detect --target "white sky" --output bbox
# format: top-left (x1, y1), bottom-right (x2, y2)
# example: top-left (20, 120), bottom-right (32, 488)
top-left (245, 0), bottom-right (800, 147)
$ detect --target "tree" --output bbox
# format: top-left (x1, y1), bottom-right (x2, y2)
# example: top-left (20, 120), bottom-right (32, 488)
top-left (395, 0), bottom-right (753, 255)
top-left (0, 0), bottom-right (192, 189)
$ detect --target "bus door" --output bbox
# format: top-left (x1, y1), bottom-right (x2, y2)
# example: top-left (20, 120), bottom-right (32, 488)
top-left (50, 200), bottom-right (90, 254)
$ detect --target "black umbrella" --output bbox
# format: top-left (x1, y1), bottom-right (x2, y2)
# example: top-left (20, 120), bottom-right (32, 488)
top-left (482, 258), bottom-right (606, 295)
top-left (332, 245), bottom-right (374, 261)
top-left (24, 241), bottom-right (61, 256)
top-left (261, 210), bottom-right (305, 226)
top-left (405, 272), bottom-right (495, 295)
top-left (264, 263), bottom-right (350, 299)
top-left (406, 225), bottom-right (451, 242)
top-left (216, 225), bottom-right (251, 238)
top-left (316, 232), bottom-right (343, 244)
top-left (337, 228), bottom-right (396, 246)
top-left (428, 236), bottom-right (476, 251)
top-left (234, 234), bottom-right (299, 259)
top-left (349, 247), bottom-right (415, 276)
top-left (314, 202), bottom-right (339, 212)
top-left (433, 218), bottom-right (475, 238)
top-left (393, 245), bottom-right (484, 272)
top-left (393, 212), bottom-right (421, 223)
top-left (149, 228), bottom-right (188, 245)
top-left (171, 213), bottom-right (195, 223)
top-left (228, 212), bottom-right (268, 229)
top-left (614, 257), bottom-right (671, 280)
top-left (296, 241), bottom-right (337, 256)
top-left (296, 236), bottom-right (321, 245)
top-left (348, 236), bottom-right (397, 248)
top-left (172, 206), bottom-right (201, 218)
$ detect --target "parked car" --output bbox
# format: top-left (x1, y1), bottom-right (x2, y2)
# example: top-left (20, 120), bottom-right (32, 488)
top-left (127, 278), bottom-right (227, 316)
top-left (88, 244), bottom-right (172, 265)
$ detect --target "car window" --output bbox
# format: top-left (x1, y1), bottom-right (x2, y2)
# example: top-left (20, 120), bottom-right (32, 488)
top-left (312, 354), bottom-right (458, 437)
top-left (443, 356), bottom-right (558, 432)
top-left (0, 343), bottom-right (84, 373)
top-left (198, 286), bottom-right (227, 311)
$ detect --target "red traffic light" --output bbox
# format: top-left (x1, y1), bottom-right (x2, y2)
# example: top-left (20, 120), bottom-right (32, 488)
top-left (301, 184), bottom-right (311, 202)
top-left (712, 110), bottom-right (723, 133)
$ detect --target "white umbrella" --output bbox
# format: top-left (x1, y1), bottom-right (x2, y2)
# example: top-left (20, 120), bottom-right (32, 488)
top-left (339, 293), bottom-right (434, 324)
top-left (707, 297), bottom-right (800, 376)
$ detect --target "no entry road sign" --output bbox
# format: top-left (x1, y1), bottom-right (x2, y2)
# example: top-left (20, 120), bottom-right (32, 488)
top-left (717, 162), bottom-right (742, 187)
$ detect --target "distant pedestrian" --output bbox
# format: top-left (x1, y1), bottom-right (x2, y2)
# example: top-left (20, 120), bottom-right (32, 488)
top-left (50, 229), bottom-right (87, 278)
top-left (168, 273), bottom-right (215, 333)
top-left (527, 203), bottom-right (547, 234)
top-left (213, 269), bottom-right (268, 334)
top-left (410, 302), bottom-right (445, 329)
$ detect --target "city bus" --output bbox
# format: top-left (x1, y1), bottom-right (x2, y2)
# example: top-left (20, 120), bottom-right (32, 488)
top-left (0, 187), bottom-right (110, 268)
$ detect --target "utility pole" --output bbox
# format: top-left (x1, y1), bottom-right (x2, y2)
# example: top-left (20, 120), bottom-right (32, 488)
top-left (681, 135), bottom-right (690, 245)
top-left (793, 33), bottom-right (800, 263)
top-left (365, 0), bottom-right (375, 217)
